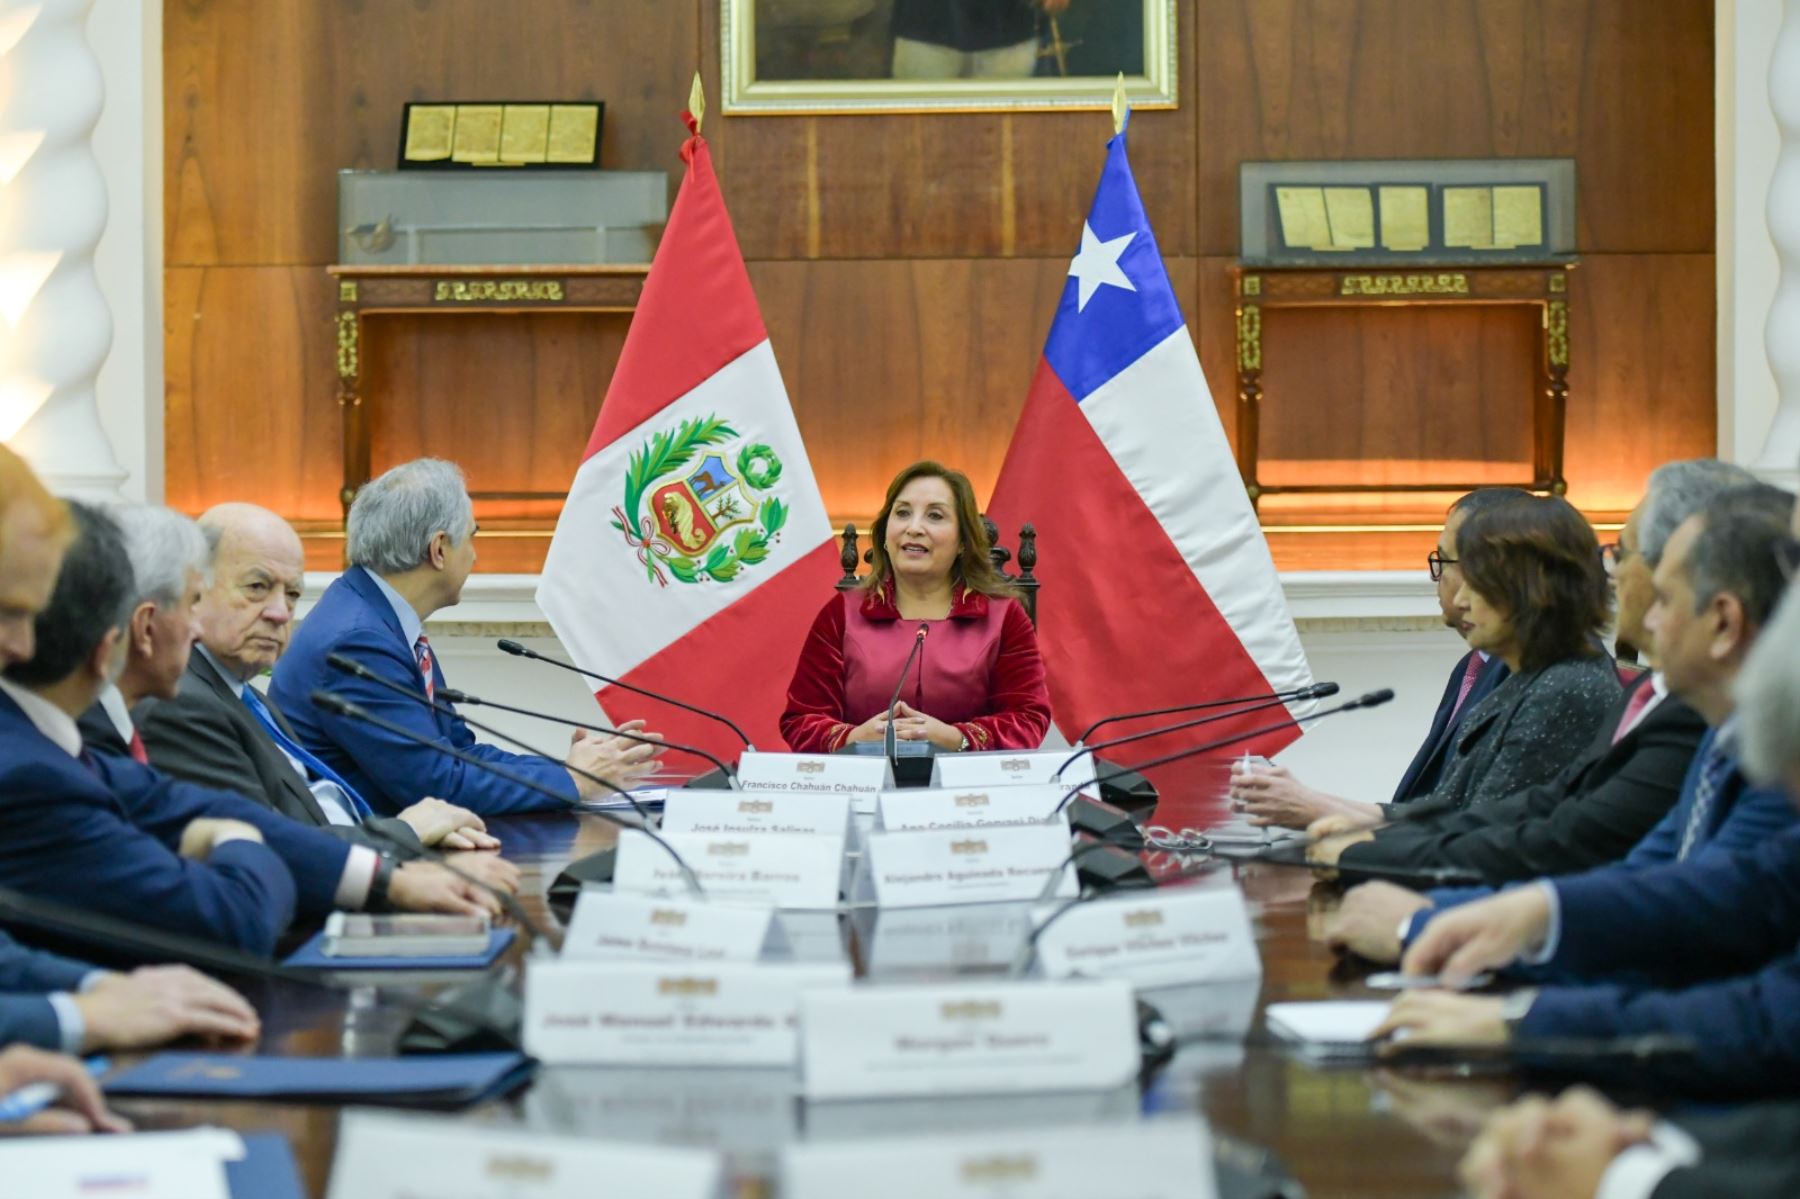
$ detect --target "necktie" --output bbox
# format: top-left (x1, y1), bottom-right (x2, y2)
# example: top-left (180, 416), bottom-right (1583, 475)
top-left (1445, 654), bottom-right (1486, 723)
top-left (127, 729), bottom-right (149, 765)
top-left (1677, 740), bottom-right (1733, 861)
top-left (239, 685), bottom-right (372, 821)
top-left (414, 635), bottom-right (436, 702)
top-left (1611, 683), bottom-right (1657, 745)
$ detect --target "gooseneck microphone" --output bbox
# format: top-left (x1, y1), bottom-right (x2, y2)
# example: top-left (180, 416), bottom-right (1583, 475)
top-left (496, 639), bottom-right (753, 751)
top-left (884, 623), bottom-right (930, 770)
top-left (1051, 689), bottom-right (1397, 818)
top-left (1071, 681), bottom-right (1340, 746)
top-left (1052, 682), bottom-right (1339, 781)
top-left (310, 691), bottom-right (706, 898)
top-left (433, 683), bottom-right (737, 789)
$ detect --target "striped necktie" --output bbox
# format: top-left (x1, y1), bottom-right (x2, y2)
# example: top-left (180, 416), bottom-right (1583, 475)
top-left (1676, 740), bottom-right (1734, 861)
top-left (1446, 654), bottom-right (1486, 723)
top-left (414, 635), bottom-right (436, 702)
top-left (239, 684), bottom-right (372, 821)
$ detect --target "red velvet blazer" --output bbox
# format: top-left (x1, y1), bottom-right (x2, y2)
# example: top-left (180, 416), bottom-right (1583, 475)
top-left (779, 585), bottom-right (1053, 753)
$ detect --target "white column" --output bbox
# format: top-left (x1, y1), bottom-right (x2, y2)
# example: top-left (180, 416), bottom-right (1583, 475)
top-left (1762, 0), bottom-right (1800, 485)
top-left (0, 0), bottom-right (126, 499)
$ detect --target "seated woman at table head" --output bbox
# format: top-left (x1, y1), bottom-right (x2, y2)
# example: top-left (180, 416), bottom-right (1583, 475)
top-left (1423, 492), bottom-right (1621, 811)
top-left (780, 460), bottom-right (1052, 754)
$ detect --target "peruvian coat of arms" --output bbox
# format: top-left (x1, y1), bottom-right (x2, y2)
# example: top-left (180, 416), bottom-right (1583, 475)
top-left (611, 415), bottom-right (788, 586)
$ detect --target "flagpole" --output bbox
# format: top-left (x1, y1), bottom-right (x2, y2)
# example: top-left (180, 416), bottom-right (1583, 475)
top-left (1112, 72), bottom-right (1127, 136)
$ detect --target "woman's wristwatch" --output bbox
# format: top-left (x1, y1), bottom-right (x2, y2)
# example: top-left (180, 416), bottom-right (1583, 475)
top-left (957, 730), bottom-right (970, 752)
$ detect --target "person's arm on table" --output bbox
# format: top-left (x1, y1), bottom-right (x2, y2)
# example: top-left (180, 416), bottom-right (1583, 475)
top-left (779, 595), bottom-right (857, 752)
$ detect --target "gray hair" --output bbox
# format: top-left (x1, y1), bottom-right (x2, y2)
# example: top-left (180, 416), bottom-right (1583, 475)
top-left (1684, 483), bottom-right (1795, 627)
top-left (346, 458), bottom-right (475, 575)
top-left (1737, 582), bottom-right (1800, 789)
top-left (111, 504), bottom-right (211, 608)
top-left (1640, 458), bottom-right (1759, 564)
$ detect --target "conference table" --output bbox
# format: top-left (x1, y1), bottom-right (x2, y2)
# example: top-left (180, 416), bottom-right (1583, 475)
top-left (104, 808), bottom-right (1497, 1198)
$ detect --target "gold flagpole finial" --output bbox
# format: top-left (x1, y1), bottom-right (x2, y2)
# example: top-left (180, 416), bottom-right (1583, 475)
top-left (689, 72), bottom-right (707, 135)
top-left (1111, 72), bottom-right (1128, 135)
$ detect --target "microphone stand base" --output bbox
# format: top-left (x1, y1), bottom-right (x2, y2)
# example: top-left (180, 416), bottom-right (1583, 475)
top-left (1073, 841), bottom-right (1153, 891)
top-left (1067, 796), bottom-right (1147, 850)
top-left (684, 766), bottom-right (737, 790)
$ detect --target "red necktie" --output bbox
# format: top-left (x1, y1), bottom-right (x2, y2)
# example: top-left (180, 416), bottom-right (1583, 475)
top-left (1446, 654), bottom-right (1486, 723)
top-left (128, 729), bottom-right (149, 764)
top-left (1611, 683), bottom-right (1657, 744)
top-left (414, 634), bottom-right (436, 702)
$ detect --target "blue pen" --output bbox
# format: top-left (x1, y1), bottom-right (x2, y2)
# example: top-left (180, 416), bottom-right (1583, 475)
top-left (0, 1055), bottom-right (110, 1123)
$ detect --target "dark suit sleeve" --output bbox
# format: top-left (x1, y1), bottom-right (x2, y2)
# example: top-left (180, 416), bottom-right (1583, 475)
top-left (0, 930), bottom-right (94, 993)
top-left (0, 994), bottom-right (65, 1051)
top-left (1656, 1104), bottom-right (1800, 1197)
top-left (134, 692), bottom-right (281, 808)
top-left (326, 817), bottom-right (425, 858)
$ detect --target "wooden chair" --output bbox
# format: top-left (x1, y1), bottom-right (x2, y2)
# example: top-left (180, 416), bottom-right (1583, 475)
top-left (836, 517), bottom-right (1039, 624)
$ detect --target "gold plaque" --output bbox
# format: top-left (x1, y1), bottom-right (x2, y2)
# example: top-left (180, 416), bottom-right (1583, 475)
top-left (451, 104), bottom-right (503, 163)
top-left (499, 105), bottom-right (552, 163)
top-left (547, 104), bottom-right (600, 163)
top-left (403, 105), bottom-right (456, 162)
top-left (1442, 186), bottom-right (1496, 249)
top-left (1274, 186), bottom-right (1332, 251)
top-left (1322, 187), bottom-right (1375, 249)
top-left (1492, 185), bottom-right (1544, 249)
top-left (1378, 185), bottom-right (1430, 251)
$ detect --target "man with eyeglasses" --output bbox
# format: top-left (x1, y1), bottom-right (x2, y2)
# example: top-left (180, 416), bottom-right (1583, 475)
top-left (1229, 488), bottom-right (1525, 829)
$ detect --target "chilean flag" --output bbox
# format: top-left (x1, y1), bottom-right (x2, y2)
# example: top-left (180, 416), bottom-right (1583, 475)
top-left (986, 119), bottom-right (1312, 762)
top-left (537, 115), bottom-right (837, 761)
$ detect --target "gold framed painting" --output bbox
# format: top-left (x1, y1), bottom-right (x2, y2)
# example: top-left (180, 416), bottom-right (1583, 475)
top-left (722, 0), bottom-right (1177, 115)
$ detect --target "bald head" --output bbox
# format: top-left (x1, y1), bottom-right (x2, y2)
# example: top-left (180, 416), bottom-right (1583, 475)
top-left (195, 503), bottom-right (306, 681)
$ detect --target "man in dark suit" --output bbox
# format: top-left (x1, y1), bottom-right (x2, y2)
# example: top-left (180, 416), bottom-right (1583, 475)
top-left (271, 458), bottom-right (662, 816)
top-left (1228, 488), bottom-right (1521, 829)
top-left (0, 502), bottom-right (502, 955)
top-left (135, 503), bottom-right (506, 866)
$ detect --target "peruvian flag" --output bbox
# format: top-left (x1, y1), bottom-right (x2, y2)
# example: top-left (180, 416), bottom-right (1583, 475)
top-left (537, 113), bottom-right (836, 761)
top-left (986, 118), bottom-right (1312, 761)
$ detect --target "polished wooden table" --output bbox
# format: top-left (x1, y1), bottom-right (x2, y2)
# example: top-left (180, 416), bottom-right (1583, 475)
top-left (110, 811), bottom-right (1497, 1199)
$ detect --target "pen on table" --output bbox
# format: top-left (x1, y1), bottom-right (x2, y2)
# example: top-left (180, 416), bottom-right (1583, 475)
top-left (0, 1055), bottom-right (111, 1122)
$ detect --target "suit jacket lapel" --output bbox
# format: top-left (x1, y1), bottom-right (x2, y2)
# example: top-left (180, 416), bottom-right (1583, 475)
top-left (188, 652), bottom-right (330, 827)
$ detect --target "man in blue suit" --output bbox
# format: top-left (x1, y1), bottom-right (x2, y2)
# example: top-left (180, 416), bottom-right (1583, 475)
top-left (1230, 487), bottom-right (1521, 829)
top-left (272, 458), bottom-right (662, 816)
top-left (0, 502), bottom-right (500, 955)
top-left (1377, 484), bottom-right (1800, 1096)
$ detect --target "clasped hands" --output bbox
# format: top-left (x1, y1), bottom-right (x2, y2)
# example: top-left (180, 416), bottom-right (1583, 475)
top-left (846, 701), bottom-right (965, 751)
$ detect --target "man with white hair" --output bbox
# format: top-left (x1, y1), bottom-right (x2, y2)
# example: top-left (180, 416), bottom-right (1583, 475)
top-left (272, 459), bottom-right (663, 816)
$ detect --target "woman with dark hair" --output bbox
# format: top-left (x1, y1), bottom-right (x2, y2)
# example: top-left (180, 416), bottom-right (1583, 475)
top-left (780, 460), bottom-right (1052, 753)
top-left (1418, 494), bottom-right (1622, 812)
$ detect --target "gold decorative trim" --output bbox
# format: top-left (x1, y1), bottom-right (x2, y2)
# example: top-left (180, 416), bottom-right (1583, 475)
top-left (338, 280), bottom-right (359, 302)
top-left (1236, 305), bottom-right (1261, 372)
top-left (335, 312), bottom-right (358, 379)
top-left (1547, 272), bottom-right (1567, 293)
top-left (1546, 299), bottom-right (1569, 367)
top-left (1241, 275), bottom-right (1261, 296)
top-left (1340, 273), bottom-right (1469, 297)
top-left (433, 279), bottom-right (566, 303)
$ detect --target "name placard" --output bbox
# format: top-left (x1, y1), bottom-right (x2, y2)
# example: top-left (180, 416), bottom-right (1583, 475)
top-left (328, 1111), bottom-right (721, 1199)
top-left (931, 751), bottom-right (1088, 789)
top-left (524, 1065), bottom-right (799, 1151)
top-left (1030, 887), bottom-right (1263, 988)
top-left (662, 790), bottom-right (852, 841)
top-left (877, 785), bottom-right (1066, 832)
top-left (737, 751), bottom-right (891, 794)
top-left (613, 830), bottom-right (844, 909)
top-left (525, 959), bottom-right (851, 1067)
top-left (860, 903), bottom-right (1034, 979)
top-left (3, 1128), bottom-right (242, 1199)
top-left (784, 1118), bottom-right (1215, 1199)
top-left (799, 979), bottom-right (1138, 1099)
top-left (855, 823), bottom-right (1076, 909)
top-left (560, 891), bottom-right (782, 964)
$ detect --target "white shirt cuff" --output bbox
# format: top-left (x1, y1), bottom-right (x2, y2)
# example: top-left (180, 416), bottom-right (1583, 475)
top-left (46, 992), bottom-right (85, 1054)
top-left (77, 971), bottom-right (110, 993)
top-left (1522, 880), bottom-right (1562, 966)
top-left (1595, 1122), bottom-right (1702, 1199)
top-left (335, 845), bottom-right (381, 909)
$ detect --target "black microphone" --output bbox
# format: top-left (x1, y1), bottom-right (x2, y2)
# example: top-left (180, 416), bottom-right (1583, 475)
top-left (310, 690), bottom-right (705, 898)
top-left (1050, 689), bottom-right (1398, 820)
top-left (496, 638), bottom-right (753, 752)
top-left (1052, 690), bottom-right (1318, 782)
top-left (325, 653), bottom-right (657, 828)
top-left (433, 683), bottom-right (737, 789)
top-left (883, 623), bottom-right (930, 773)
top-left (1071, 681), bottom-right (1339, 746)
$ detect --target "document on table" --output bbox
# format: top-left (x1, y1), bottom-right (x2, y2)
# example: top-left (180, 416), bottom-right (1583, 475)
top-left (1263, 1000), bottom-right (1392, 1060)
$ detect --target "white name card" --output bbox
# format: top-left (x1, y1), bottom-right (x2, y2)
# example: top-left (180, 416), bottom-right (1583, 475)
top-left (856, 823), bottom-right (1076, 908)
top-left (931, 750), bottom-right (1087, 788)
top-left (877, 785), bottom-right (1067, 831)
top-left (328, 1111), bottom-right (722, 1199)
top-left (613, 829), bottom-right (844, 909)
top-left (525, 959), bottom-right (851, 1067)
top-left (560, 891), bottom-right (782, 963)
top-left (662, 788), bottom-right (852, 841)
top-left (1, 1128), bottom-right (242, 1199)
top-left (1031, 887), bottom-right (1263, 987)
top-left (737, 750), bottom-right (891, 794)
top-left (858, 903), bottom-right (1035, 979)
top-left (784, 1118), bottom-right (1215, 1199)
top-left (525, 1065), bottom-right (799, 1151)
top-left (799, 979), bottom-right (1138, 1100)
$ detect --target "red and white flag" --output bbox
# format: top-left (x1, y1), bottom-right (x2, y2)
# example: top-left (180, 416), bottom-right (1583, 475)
top-left (986, 119), bottom-right (1312, 761)
top-left (538, 113), bottom-right (836, 760)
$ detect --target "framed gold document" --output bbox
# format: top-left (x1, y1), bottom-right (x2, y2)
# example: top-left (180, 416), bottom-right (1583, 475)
top-left (722, 0), bottom-right (1176, 114)
top-left (397, 102), bottom-right (603, 169)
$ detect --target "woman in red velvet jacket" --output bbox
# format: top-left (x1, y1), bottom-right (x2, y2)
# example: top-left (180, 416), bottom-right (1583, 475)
top-left (780, 461), bottom-right (1052, 754)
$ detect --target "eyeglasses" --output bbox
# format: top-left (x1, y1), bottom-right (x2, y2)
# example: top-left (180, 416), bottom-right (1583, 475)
top-left (1778, 535), bottom-right (1800, 581)
top-left (1143, 826), bottom-right (1213, 853)
top-left (1427, 550), bottom-right (1457, 583)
